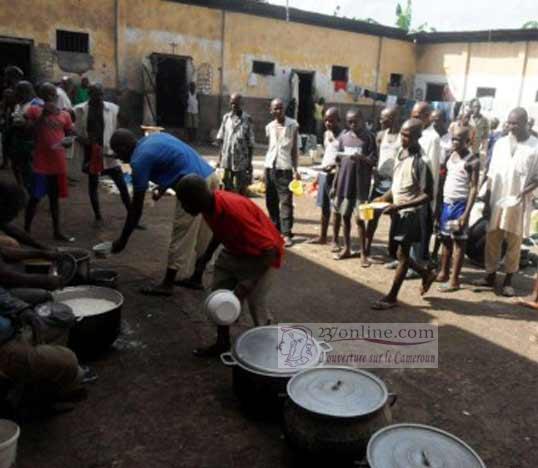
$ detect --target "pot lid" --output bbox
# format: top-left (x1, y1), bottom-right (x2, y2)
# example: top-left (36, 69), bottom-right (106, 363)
top-left (232, 326), bottom-right (322, 376)
top-left (287, 367), bottom-right (388, 418)
top-left (367, 424), bottom-right (487, 468)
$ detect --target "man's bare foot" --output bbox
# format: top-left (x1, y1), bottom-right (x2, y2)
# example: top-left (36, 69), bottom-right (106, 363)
top-left (361, 257), bottom-right (372, 268)
top-left (371, 297), bottom-right (398, 310)
top-left (54, 232), bottom-right (76, 243)
top-left (308, 236), bottom-right (328, 245)
top-left (331, 243), bottom-right (342, 253)
top-left (421, 269), bottom-right (437, 296)
top-left (436, 273), bottom-right (449, 283)
top-left (515, 298), bottom-right (538, 310)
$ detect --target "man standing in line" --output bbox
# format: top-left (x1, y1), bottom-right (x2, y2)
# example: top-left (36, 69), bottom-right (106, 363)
top-left (74, 83), bottom-right (131, 225)
top-left (365, 106), bottom-right (400, 262)
top-left (474, 108), bottom-right (538, 297)
top-left (174, 175), bottom-right (284, 357)
top-left (186, 82), bottom-right (199, 143)
top-left (410, 102), bottom-right (441, 269)
top-left (110, 130), bottom-right (219, 296)
top-left (264, 98), bottom-right (300, 248)
top-left (470, 99), bottom-right (489, 162)
top-left (216, 93), bottom-right (255, 196)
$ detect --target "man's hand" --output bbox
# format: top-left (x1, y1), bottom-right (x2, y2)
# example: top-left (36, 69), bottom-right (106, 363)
top-left (293, 169), bottom-right (301, 181)
top-left (112, 239), bottom-right (126, 254)
top-left (458, 216), bottom-right (469, 230)
top-left (383, 204), bottom-right (399, 215)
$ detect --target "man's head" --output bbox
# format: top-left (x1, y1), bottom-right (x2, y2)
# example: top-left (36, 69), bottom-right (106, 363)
top-left (346, 108), bottom-right (363, 133)
top-left (14, 81), bottom-right (35, 104)
top-left (2, 88), bottom-right (15, 105)
top-left (324, 107), bottom-right (340, 132)
top-left (175, 174), bottom-right (214, 216)
top-left (452, 127), bottom-right (470, 153)
top-left (318, 97), bottom-right (325, 106)
top-left (39, 82), bottom-right (58, 103)
top-left (400, 118), bottom-right (423, 149)
top-left (0, 181), bottom-right (26, 225)
top-left (380, 106), bottom-right (399, 132)
top-left (230, 93), bottom-right (242, 114)
top-left (59, 76), bottom-right (74, 92)
top-left (431, 110), bottom-right (446, 136)
top-left (471, 99), bottom-right (481, 117)
top-left (88, 83), bottom-right (104, 106)
top-left (110, 129), bottom-right (139, 163)
top-left (81, 76), bottom-right (90, 89)
top-left (411, 102), bottom-right (432, 127)
top-left (4, 66), bottom-right (23, 88)
top-left (270, 98), bottom-right (285, 122)
top-left (189, 82), bottom-right (196, 93)
top-left (507, 107), bottom-right (530, 142)
top-left (490, 117), bottom-right (500, 131)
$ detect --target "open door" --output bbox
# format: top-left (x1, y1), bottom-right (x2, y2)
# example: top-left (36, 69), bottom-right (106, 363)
top-left (0, 37), bottom-right (32, 88)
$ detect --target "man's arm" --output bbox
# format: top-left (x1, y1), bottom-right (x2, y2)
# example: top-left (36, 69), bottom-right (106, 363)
top-left (0, 264), bottom-right (62, 290)
top-left (291, 127), bottom-right (300, 180)
top-left (1, 223), bottom-right (50, 250)
top-left (460, 163), bottom-right (480, 227)
top-left (112, 191), bottom-right (146, 253)
top-left (0, 246), bottom-right (58, 263)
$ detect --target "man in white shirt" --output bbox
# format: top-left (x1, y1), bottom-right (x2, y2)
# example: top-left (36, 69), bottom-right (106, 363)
top-left (74, 83), bottom-right (131, 225)
top-left (56, 77), bottom-right (73, 111)
top-left (264, 98), bottom-right (300, 247)
top-left (186, 82), bottom-right (199, 143)
top-left (411, 102), bottom-right (441, 267)
top-left (475, 107), bottom-right (538, 297)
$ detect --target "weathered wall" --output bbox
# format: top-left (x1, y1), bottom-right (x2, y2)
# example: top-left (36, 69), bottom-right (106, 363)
top-left (0, 0), bottom-right (116, 86)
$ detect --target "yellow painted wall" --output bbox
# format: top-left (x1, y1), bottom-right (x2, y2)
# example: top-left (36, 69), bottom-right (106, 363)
top-left (121, 0), bottom-right (223, 92)
top-left (416, 43), bottom-right (468, 77)
top-left (0, 0), bottom-right (116, 86)
top-left (224, 11), bottom-right (415, 102)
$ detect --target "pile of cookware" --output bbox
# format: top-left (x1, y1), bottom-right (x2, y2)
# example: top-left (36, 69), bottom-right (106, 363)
top-left (24, 248), bottom-right (123, 359)
top-left (221, 326), bottom-right (487, 467)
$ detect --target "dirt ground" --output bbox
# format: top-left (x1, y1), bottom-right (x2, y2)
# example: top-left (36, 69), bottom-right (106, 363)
top-left (4, 159), bottom-right (537, 468)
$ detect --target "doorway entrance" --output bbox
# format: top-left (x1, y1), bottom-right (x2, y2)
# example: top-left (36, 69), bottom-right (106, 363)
top-left (152, 54), bottom-right (189, 128)
top-left (0, 37), bottom-right (32, 89)
top-left (295, 71), bottom-right (315, 134)
top-left (425, 82), bottom-right (445, 102)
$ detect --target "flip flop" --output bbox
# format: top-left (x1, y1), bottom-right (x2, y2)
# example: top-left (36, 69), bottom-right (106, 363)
top-left (438, 283), bottom-right (460, 293)
top-left (361, 260), bottom-right (372, 268)
top-left (139, 285), bottom-right (173, 297)
top-left (334, 251), bottom-right (353, 261)
top-left (421, 270), bottom-right (437, 296)
top-left (307, 238), bottom-right (328, 245)
top-left (501, 286), bottom-right (516, 298)
top-left (331, 245), bottom-right (342, 253)
top-left (371, 300), bottom-right (397, 310)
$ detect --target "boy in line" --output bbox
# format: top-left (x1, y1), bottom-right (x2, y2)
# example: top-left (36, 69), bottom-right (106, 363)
top-left (436, 127), bottom-right (479, 291)
top-left (372, 119), bottom-right (436, 310)
top-left (332, 109), bottom-right (377, 267)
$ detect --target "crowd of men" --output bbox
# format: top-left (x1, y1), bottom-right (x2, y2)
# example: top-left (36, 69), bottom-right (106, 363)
top-left (1, 63), bottom-right (538, 411)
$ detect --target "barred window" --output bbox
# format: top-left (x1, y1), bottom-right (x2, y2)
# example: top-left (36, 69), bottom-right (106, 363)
top-left (56, 30), bottom-right (89, 53)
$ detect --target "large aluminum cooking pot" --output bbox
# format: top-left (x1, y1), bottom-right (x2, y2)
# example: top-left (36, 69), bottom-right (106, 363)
top-left (220, 326), bottom-right (331, 416)
top-left (283, 366), bottom-right (397, 460)
top-left (367, 424), bottom-right (487, 468)
top-left (53, 286), bottom-right (123, 359)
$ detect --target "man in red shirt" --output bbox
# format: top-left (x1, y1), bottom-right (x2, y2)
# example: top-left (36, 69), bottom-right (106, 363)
top-left (175, 174), bottom-right (285, 357)
top-left (24, 83), bottom-right (75, 242)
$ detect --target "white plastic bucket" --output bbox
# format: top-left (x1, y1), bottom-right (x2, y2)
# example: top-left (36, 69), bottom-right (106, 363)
top-left (0, 419), bottom-right (19, 468)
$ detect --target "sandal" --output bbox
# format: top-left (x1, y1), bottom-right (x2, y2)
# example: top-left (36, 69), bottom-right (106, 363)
top-left (371, 299), bottom-right (397, 310)
top-left (438, 283), bottom-right (460, 293)
top-left (501, 285), bottom-right (516, 298)
top-left (421, 270), bottom-right (437, 296)
top-left (139, 285), bottom-right (173, 297)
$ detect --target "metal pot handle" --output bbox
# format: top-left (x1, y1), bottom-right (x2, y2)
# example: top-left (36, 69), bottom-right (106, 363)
top-left (387, 392), bottom-right (398, 407)
top-left (319, 341), bottom-right (333, 353)
top-left (220, 352), bottom-right (237, 367)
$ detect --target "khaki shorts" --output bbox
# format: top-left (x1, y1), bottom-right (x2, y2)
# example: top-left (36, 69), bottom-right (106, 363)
top-left (168, 172), bottom-right (219, 278)
top-left (185, 112), bottom-right (199, 129)
top-left (212, 249), bottom-right (276, 326)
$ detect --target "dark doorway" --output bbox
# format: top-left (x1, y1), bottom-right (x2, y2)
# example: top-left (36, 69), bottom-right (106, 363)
top-left (425, 82), bottom-right (445, 102)
top-left (153, 54), bottom-right (188, 127)
top-left (296, 71), bottom-right (315, 134)
top-left (0, 38), bottom-right (32, 89)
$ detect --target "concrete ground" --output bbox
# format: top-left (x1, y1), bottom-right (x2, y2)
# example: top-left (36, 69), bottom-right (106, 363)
top-left (3, 158), bottom-right (537, 468)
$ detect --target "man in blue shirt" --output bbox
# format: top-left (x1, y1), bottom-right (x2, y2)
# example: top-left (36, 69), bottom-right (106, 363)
top-left (110, 130), bottom-right (218, 296)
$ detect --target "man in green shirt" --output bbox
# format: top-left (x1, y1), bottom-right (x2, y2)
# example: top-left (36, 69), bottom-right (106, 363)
top-left (73, 77), bottom-right (90, 105)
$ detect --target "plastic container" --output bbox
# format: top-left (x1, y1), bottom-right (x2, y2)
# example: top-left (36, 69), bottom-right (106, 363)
top-left (204, 290), bottom-right (241, 326)
top-left (358, 204), bottom-right (374, 221)
top-left (0, 419), bottom-right (20, 468)
top-left (289, 180), bottom-right (304, 196)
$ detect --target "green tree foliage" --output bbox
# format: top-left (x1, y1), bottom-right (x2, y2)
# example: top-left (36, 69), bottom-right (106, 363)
top-left (396, 0), bottom-right (412, 31)
top-left (523, 21), bottom-right (538, 29)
